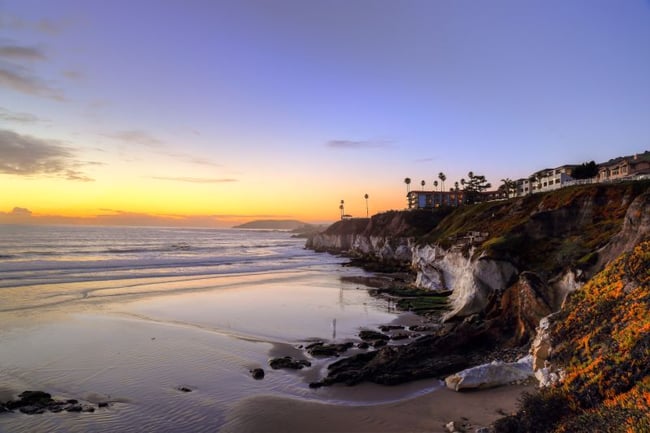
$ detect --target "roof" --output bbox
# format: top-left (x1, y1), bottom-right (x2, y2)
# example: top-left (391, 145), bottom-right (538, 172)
top-left (599, 150), bottom-right (650, 167)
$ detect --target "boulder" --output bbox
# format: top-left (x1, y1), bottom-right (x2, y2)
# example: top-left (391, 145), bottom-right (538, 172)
top-left (306, 341), bottom-right (353, 357)
top-left (250, 368), bottom-right (265, 380)
top-left (358, 330), bottom-right (389, 341)
top-left (530, 315), bottom-right (553, 371)
top-left (445, 355), bottom-right (534, 391)
top-left (269, 356), bottom-right (311, 370)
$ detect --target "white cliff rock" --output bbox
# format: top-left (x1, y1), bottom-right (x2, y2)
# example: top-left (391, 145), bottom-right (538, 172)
top-left (550, 269), bottom-right (583, 310)
top-left (445, 355), bottom-right (534, 391)
top-left (412, 245), bottom-right (518, 318)
top-left (530, 313), bottom-right (566, 388)
top-left (531, 315), bottom-right (553, 371)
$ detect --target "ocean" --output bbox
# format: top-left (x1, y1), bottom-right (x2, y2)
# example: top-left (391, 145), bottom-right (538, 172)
top-left (0, 225), bottom-right (437, 433)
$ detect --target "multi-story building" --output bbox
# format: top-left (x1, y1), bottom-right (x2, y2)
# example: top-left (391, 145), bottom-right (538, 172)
top-left (406, 189), bottom-right (507, 209)
top-left (407, 190), bottom-right (465, 209)
top-left (515, 165), bottom-right (577, 196)
top-left (598, 151), bottom-right (650, 182)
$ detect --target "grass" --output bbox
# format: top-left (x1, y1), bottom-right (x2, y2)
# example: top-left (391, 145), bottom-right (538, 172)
top-left (369, 284), bottom-right (450, 313)
top-left (493, 241), bottom-right (650, 433)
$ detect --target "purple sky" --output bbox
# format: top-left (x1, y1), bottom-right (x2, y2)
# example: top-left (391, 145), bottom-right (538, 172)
top-left (1, 0), bottom-right (649, 223)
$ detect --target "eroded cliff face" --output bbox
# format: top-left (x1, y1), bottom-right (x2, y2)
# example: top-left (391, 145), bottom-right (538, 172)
top-left (307, 183), bottom-right (650, 325)
top-left (412, 245), bottom-right (518, 319)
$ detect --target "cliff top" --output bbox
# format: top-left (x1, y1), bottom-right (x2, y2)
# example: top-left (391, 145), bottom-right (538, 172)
top-left (318, 180), bottom-right (650, 279)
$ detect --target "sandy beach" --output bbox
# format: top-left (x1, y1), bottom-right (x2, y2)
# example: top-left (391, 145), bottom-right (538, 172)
top-left (0, 227), bottom-right (531, 432)
top-left (221, 384), bottom-right (532, 433)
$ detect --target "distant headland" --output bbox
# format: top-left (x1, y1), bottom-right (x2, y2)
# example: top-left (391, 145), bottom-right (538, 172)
top-left (233, 219), bottom-right (313, 230)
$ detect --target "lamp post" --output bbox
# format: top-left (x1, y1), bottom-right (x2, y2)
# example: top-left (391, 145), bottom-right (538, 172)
top-left (340, 200), bottom-right (345, 220)
top-left (364, 194), bottom-right (369, 218)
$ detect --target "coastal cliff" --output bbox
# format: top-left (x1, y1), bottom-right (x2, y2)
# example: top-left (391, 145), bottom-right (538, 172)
top-left (309, 182), bottom-right (650, 324)
top-left (306, 182), bottom-right (650, 404)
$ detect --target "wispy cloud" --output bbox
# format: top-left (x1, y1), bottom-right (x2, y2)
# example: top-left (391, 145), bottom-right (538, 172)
top-left (0, 128), bottom-right (94, 181)
top-left (326, 139), bottom-right (391, 150)
top-left (414, 157), bottom-right (437, 163)
top-left (151, 176), bottom-right (238, 183)
top-left (164, 152), bottom-right (222, 167)
top-left (0, 66), bottom-right (64, 100)
top-left (105, 130), bottom-right (164, 147)
top-left (62, 69), bottom-right (84, 80)
top-left (0, 16), bottom-right (68, 35)
top-left (0, 44), bottom-right (46, 61)
top-left (0, 106), bottom-right (45, 123)
top-left (0, 41), bottom-right (64, 100)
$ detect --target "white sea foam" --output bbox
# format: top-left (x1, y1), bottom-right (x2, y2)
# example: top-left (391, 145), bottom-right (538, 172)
top-left (0, 226), bottom-right (344, 294)
top-left (0, 225), bottom-right (433, 433)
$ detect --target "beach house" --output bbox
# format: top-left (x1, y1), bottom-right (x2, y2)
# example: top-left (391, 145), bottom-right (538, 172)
top-left (598, 151), bottom-right (650, 182)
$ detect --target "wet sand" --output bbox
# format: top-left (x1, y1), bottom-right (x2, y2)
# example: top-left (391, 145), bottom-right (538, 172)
top-left (0, 267), bottom-right (531, 432)
top-left (221, 384), bottom-right (532, 433)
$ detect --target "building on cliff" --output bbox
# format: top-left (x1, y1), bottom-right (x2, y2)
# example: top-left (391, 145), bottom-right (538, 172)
top-left (597, 151), bottom-right (650, 182)
top-left (407, 190), bottom-right (465, 209)
top-left (515, 165), bottom-right (578, 197)
top-left (407, 189), bottom-right (508, 209)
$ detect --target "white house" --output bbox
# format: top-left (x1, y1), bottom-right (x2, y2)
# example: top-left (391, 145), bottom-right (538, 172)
top-left (515, 165), bottom-right (577, 196)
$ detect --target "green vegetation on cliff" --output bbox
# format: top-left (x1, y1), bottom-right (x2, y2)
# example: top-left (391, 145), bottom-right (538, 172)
top-left (428, 181), bottom-right (650, 277)
top-left (495, 241), bottom-right (650, 433)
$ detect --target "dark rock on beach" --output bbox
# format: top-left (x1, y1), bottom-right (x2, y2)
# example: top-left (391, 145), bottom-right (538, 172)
top-left (1, 391), bottom-right (99, 416)
top-left (177, 386), bottom-right (192, 393)
top-left (358, 330), bottom-right (389, 342)
top-left (269, 356), bottom-right (311, 370)
top-left (250, 368), bottom-right (265, 379)
top-left (306, 341), bottom-right (354, 357)
top-left (379, 325), bottom-right (405, 332)
top-left (390, 333), bottom-right (410, 340)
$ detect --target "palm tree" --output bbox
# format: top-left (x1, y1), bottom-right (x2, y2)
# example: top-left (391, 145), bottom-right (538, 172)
top-left (364, 193), bottom-right (369, 218)
top-left (500, 178), bottom-right (515, 198)
top-left (438, 172), bottom-right (446, 193)
top-left (404, 177), bottom-right (411, 194)
top-left (421, 180), bottom-right (425, 190)
top-left (433, 180), bottom-right (439, 190)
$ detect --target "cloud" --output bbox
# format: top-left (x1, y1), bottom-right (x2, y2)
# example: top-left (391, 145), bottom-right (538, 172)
top-left (105, 130), bottom-right (163, 147)
top-left (0, 207), bottom-right (32, 217)
top-left (0, 66), bottom-right (64, 100)
top-left (151, 176), bottom-right (238, 183)
top-left (0, 43), bottom-right (46, 61)
top-left (414, 157), bottom-right (437, 163)
top-left (0, 107), bottom-right (44, 123)
top-left (326, 139), bottom-right (391, 149)
top-left (36, 19), bottom-right (67, 36)
top-left (0, 16), bottom-right (67, 35)
top-left (0, 129), bottom-right (94, 181)
top-left (62, 69), bottom-right (84, 80)
top-left (164, 152), bottom-right (222, 167)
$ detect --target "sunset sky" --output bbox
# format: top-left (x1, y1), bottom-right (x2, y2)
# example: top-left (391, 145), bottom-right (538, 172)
top-left (1, 0), bottom-right (649, 227)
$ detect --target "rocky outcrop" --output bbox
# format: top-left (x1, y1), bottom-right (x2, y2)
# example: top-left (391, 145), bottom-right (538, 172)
top-left (486, 272), bottom-right (554, 347)
top-left (268, 357), bottom-right (311, 370)
top-left (593, 190), bottom-right (650, 273)
top-left (1, 391), bottom-right (103, 415)
top-left (445, 355), bottom-right (534, 391)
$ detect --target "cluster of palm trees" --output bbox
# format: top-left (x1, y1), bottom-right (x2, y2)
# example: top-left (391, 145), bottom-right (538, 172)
top-left (404, 172), bottom-right (453, 194)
